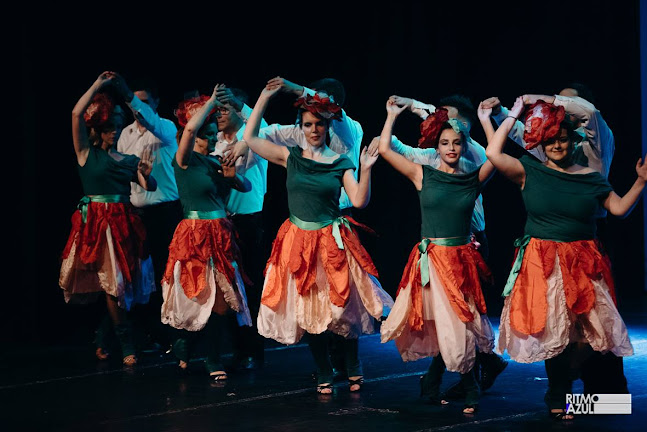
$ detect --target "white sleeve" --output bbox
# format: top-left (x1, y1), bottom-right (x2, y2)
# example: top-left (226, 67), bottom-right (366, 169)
top-left (128, 96), bottom-right (177, 147)
top-left (329, 111), bottom-right (363, 156)
top-left (410, 99), bottom-right (436, 120)
top-left (492, 106), bottom-right (545, 161)
top-left (390, 135), bottom-right (437, 165)
top-left (239, 103), bottom-right (269, 129)
top-left (259, 123), bottom-right (304, 148)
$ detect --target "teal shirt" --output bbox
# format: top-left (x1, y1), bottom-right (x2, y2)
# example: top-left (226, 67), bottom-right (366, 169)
top-left (172, 152), bottom-right (230, 213)
top-left (418, 166), bottom-right (481, 239)
top-left (78, 145), bottom-right (139, 196)
top-left (520, 155), bottom-right (612, 241)
top-left (286, 147), bottom-right (356, 222)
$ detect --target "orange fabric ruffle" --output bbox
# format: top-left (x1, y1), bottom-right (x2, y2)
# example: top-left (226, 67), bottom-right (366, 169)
top-left (261, 218), bottom-right (378, 310)
top-left (509, 238), bottom-right (615, 336)
top-left (61, 202), bottom-right (147, 284)
top-left (398, 241), bottom-right (491, 331)
top-left (162, 218), bottom-right (248, 299)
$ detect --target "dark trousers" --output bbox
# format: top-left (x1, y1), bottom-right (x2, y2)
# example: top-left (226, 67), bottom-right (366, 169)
top-left (421, 354), bottom-right (480, 405)
top-left (308, 333), bottom-right (362, 385)
top-left (172, 313), bottom-right (228, 373)
top-left (131, 200), bottom-right (183, 348)
top-left (229, 212), bottom-right (265, 364)
top-left (544, 348), bottom-right (573, 410)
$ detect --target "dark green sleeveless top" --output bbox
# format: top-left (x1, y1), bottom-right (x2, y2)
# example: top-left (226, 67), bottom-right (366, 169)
top-left (520, 155), bottom-right (612, 241)
top-left (78, 145), bottom-right (140, 195)
top-left (419, 166), bottom-right (481, 239)
top-left (172, 152), bottom-right (229, 213)
top-left (286, 147), bottom-right (356, 222)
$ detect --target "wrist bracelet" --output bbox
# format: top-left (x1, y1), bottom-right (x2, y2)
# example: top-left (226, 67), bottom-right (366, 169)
top-left (507, 115), bottom-right (518, 120)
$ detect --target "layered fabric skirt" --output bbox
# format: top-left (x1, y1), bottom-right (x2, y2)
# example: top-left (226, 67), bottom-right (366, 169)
top-left (497, 237), bottom-right (633, 363)
top-left (257, 216), bottom-right (394, 345)
top-left (60, 198), bottom-right (155, 310)
top-left (161, 214), bottom-right (252, 332)
top-left (380, 238), bottom-right (495, 374)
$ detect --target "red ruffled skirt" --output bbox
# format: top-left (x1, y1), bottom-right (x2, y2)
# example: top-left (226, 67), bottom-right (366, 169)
top-left (161, 218), bottom-right (252, 331)
top-left (257, 218), bottom-right (394, 345)
top-left (497, 238), bottom-right (633, 363)
top-left (59, 201), bottom-right (155, 310)
top-left (380, 240), bottom-right (494, 373)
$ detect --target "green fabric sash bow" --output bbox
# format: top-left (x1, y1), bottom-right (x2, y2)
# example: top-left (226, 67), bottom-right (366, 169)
top-left (417, 236), bottom-right (471, 287)
top-left (184, 210), bottom-right (227, 220)
top-left (289, 214), bottom-right (352, 250)
top-left (77, 195), bottom-right (130, 223)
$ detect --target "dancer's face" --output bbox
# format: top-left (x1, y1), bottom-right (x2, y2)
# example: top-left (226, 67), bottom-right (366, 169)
top-left (195, 122), bottom-right (219, 155)
top-left (301, 111), bottom-right (328, 147)
top-left (99, 116), bottom-right (124, 149)
top-left (542, 128), bottom-right (572, 164)
top-left (216, 104), bottom-right (243, 133)
top-left (437, 128), bottom-right (463, 166)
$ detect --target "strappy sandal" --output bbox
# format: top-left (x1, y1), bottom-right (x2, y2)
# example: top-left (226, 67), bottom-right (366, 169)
top-left (95, 347), bottom-right (110, 361)
top-left (122, 355), bottom-right (137, 366)
top-left (348, 377), bottom-right (364, 392)
top-left (317, 383), bottom-right (333, 394)
top-left (210, 371), bottom-right (228, 381)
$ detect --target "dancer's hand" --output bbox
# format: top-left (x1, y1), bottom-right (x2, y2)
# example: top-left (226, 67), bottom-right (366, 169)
top-left (110, 72), bottom-right (134, 102)
top-left (636, 155), bottom-right (647, 182)
top-left (93, 71), bottom-right (116, 89)
top-left (218, 157), bottom-right (237, 178)
top-left (388, 95), bottom-right (413, 109)
top-left (137, 144), bottom-right (155, 177)
top-left (222, 139), bottom-right (248, 167)
top-left (509, 96), bottom-right (525, 120)
top-left (215, 85), bottom-right (243, 111)
top-left (261, 82), bottom-right (281, 99)
top-left (477, 102), bottom-right (492, 121)
top-left (481, 96), bottom-right (501, 115)
top-left (386, 99), bottom-right (407, 116)
top-left (367, 136), bottom-right (380, 155)
top-left (360, 145), bottom-right (379, 170)
top-left (267, 76), bottom-right (303, 96)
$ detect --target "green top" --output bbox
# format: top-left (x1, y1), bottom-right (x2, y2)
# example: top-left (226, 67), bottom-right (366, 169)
top-left (77, 145), bottom-right (140, 196)
top-left (286, 147), bottom-right (356, 222)
top-left (172, 152), bottom-right (230, 213)
top-left (520, 155), bottom-right (612, 241)
top-left (418, 166), bottom-right (482, 239)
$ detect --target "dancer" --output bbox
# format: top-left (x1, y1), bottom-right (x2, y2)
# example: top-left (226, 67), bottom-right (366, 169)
top-left (378, 99), bottom-right (497, 415)
top-left (486, 97), bottom-right (641, 420)
top-left (60, 71), bottom-right (157, 366)
top-left (161, 86), bottom-right (252, 381)
top-left (243, 82), bottom-right (394, 394)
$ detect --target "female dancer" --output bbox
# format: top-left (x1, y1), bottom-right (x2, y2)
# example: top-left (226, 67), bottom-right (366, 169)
top-left (486, 96), bottom-right (642, 420)
top-left (242, 83), bottom-right (394, 394)
top-left (378, 99), bottom-right (497, 415)
top-left (161, 86), bottom-right (252, 381)
top-left (60, 72), bottom-right (157, 366)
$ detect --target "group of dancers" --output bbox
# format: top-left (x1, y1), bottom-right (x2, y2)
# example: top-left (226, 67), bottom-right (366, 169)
top-left (59, 71), bottom-right (645, 419)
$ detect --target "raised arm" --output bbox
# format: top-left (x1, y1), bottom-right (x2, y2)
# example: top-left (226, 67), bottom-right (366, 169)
top-left (242, 85), bottom-right (290, 167)
top-left (135, 145), bottom-right (157, 191)
top-left (484, 96), bottom-right (526, 186)
top-left (603, 156), bottom-right (647, 217)
top-left (476, 102), bottom-right (497, 184)
top-left (341, 146), bottom-right (379, 209)
top-left (377, 100), bottom-right (423, 190)
top-left (72, 71), bottom-right (115, 165)
top-left (176, 85), bottom-right (224, 169)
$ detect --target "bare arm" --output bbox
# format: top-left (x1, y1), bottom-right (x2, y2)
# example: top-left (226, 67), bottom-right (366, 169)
top-left (219, 161), bottom-right (252, 192)
top-left (341, 146), bottom-right (379, 209)
top-left (603, 156), bottom-right (647, 217)
top-left (485, 96), bottom-right (526, 186)
top-left (242, 85), bottom-right (290, 167)
top-left (476, 101), bottom-right (497, 183)
top-left (72, 72), bottom-right (115, 166)
top-left (176, 85), bottom-right (224, 169)
top-left (377, 100), bottom-right (423, 190)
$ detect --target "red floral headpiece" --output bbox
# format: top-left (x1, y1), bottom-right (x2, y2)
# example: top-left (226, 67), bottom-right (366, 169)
top-left (418, 107), bottom-right (450, 148)
top-left (294, 94), bottom-right (342, 120)
top-left (174, 95), bottom-right (216, 128)
top-left (523, 101), bottom-right (566, 150)
top-left (84, 93), bottom-right (115, 128)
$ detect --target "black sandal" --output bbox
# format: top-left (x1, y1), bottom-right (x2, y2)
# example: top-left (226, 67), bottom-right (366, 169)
top-left (348, 377), bottom-right (364, 392)
top-left (317, 383), bottom-right (333, 394)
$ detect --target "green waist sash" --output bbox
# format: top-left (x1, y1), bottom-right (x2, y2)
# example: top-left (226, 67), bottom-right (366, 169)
top-left (418, 236), bottom-right (471, 287)
top-left (502, 235), bottom-right (565, 297)
top-left (184, 210), bottom-right (227, 220)
top-left (289, 214), bottom-right (351, 250)
top-left (77, 195), bottom-right (130, 223)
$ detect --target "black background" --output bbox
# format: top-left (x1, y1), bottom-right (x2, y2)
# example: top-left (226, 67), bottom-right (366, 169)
top-left (17, 1), bottom-right (644, 347)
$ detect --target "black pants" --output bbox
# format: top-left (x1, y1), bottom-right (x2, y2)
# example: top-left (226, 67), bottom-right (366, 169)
top-left (544, 348), bottom-right (573, 410)
top-left (131, 200), bottom-right (183, 348)
top-left (229, 212), bottom-right (266, 364)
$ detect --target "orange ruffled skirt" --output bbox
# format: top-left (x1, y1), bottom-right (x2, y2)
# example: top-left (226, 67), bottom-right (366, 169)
top-left (161, 218), bottom-right (251, 331)
top-left (257, 218), bottom-right (394, 345)
top-left (497, 238), bottom-right (633, 363)
top-left (59, 201), bottom-right (155, 310)
top-left (380, 241), bottom-right (494, 373)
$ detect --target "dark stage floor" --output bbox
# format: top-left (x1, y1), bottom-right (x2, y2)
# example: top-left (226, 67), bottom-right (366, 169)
top-left (2, 302), bottom-right (646, 432)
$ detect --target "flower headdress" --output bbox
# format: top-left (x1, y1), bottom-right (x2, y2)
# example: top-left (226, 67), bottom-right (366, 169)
top-left (418, 108), bottom-right (469, 148)
top-left (84, 93), bottom-right (115, 128)
top-left (294, 93), bottom-right (342, 121)
top-left (522, 101), bottom-right (567, 150)
top-left (174, 95), bottom-right (216, 128)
